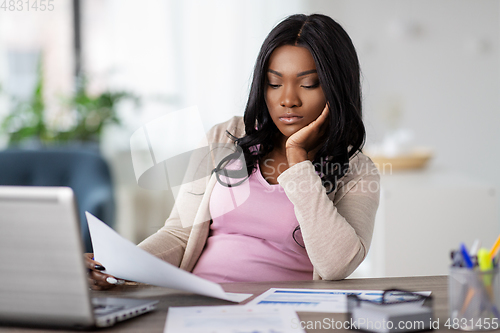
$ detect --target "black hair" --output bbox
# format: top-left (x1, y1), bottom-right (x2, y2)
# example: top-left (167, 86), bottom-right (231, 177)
top-left (217, 13), bottom-right (365, 194)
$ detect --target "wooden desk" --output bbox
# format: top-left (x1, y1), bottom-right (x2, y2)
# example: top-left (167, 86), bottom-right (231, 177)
top-left (0, 275), bottom-right (449, 333)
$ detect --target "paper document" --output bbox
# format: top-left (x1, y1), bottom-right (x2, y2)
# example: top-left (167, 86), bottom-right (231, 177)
top-left (86, 212), bottom-right (251, 303)
top-left (164, 305), bottom-right (305, 333)
top-left (246, 288), bottom-right (431, 313)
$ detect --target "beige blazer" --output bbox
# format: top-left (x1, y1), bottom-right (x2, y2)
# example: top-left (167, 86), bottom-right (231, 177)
top-left (138, 116), bottom-right (380, 280)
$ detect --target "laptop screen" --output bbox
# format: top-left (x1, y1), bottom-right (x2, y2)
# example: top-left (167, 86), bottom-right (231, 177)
top-left (0, 186), bottom-right (95, 327)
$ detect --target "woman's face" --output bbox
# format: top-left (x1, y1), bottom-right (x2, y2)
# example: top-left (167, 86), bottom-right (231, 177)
top-left (265, 45), bottom-right (327, 140)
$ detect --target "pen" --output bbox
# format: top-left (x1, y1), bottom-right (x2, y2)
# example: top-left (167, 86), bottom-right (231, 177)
top-left (470, 239), bottom-right (481, 257)
top-left (469, 239), bottom-right (481, 266)
top-left (489, 233), bottom-right (500, 260)
top-left (460, 243), bottom-right (474, 269)
top-left (459, 243), bottom-right (476, 315)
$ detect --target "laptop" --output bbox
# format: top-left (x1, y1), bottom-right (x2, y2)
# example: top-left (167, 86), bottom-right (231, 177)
top-left (0, 186), bottom-right (158, 328)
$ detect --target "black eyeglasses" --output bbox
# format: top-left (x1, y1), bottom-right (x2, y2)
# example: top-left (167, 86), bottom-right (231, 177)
top-left (347, 289), bottom-right (433, 307)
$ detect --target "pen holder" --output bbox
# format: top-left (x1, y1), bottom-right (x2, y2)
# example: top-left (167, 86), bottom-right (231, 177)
top-left (449, 266), bottom-right (500, 331)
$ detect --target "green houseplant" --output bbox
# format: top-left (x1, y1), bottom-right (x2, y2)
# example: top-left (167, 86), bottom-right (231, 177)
top-left (1, 66), bottom-right (139, 147)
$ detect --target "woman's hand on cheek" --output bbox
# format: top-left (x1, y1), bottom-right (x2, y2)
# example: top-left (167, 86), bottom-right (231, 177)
top-left (285, 104), bottom-right (329, 167)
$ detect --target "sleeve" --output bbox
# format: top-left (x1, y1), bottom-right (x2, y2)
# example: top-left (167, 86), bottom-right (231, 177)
top-left (277, 157), bottom-right (380, 280)
top-left (137, 205), bottom-right (193, 268)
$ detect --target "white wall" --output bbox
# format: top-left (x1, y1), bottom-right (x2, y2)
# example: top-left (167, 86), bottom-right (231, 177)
top-left (305, 0), bottom-right (500, 277)
top-left (305, 0), bottom-right (500, 201)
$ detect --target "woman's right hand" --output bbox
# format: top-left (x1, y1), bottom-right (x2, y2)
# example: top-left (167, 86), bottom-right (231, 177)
top-left (85, 253), bottom-right (123, 290)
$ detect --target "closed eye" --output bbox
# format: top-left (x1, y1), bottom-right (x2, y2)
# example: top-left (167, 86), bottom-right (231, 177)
top-left (268, 83), bottom-right (281, 89)
top-left (301, 83), bottom-right (320, 89)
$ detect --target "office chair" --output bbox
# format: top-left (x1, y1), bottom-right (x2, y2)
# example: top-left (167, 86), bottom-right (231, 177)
top-left (0, 147), bottom-right (115, 252)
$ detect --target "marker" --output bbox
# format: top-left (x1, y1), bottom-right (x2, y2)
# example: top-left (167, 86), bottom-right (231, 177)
top-left (478, 248), bottom-right (494, 290)
top-left (460, 243), bottom-right (474, 269)
top-left (489, 234), bottom-right (500, 259)
top-left (477, 248), bottom-right (500, 318)
top-left (478, 247), bottom-right (494, 294)
top-left (470, 240), bottom-right (481, 267)
top-left (478, 248), bottom-right (493, 272)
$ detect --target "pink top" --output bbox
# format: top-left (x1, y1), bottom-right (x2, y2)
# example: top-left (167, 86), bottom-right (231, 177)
top-left (192, 162), bottom-right (313, 283)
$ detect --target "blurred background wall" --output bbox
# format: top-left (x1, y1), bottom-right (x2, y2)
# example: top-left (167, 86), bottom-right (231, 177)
top-left (0, 0), bottom-right (498, 277)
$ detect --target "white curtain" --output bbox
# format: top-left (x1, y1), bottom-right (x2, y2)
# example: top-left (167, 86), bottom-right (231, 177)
top-left (81, 0), bottom-right (307, 241)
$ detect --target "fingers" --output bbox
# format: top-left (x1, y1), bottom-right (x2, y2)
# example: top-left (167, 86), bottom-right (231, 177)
top-left (88, 270), bottom-right (114, 290)
top-left (307, 104), bottom-right (330, 137)
top-left (285, 103), bottom-right (330, 161)
top-left (303, 105), bottom-right (330, 156)
top-left (315, 103), bottom-right (330, 128)
top-left (84, 253), bottom-right (123, 290)
top-left (84, 253), bottom-right (104, 270)
top-left (317, 104), bottom-right (330, 136)
top-left (305, 103), bottom-right (329, 132)
top-left (321, 103), bottom-right (330, 117)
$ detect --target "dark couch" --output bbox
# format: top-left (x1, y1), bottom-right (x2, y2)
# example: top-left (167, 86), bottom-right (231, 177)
top-left (0, 148), bottom-right (115, 252)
